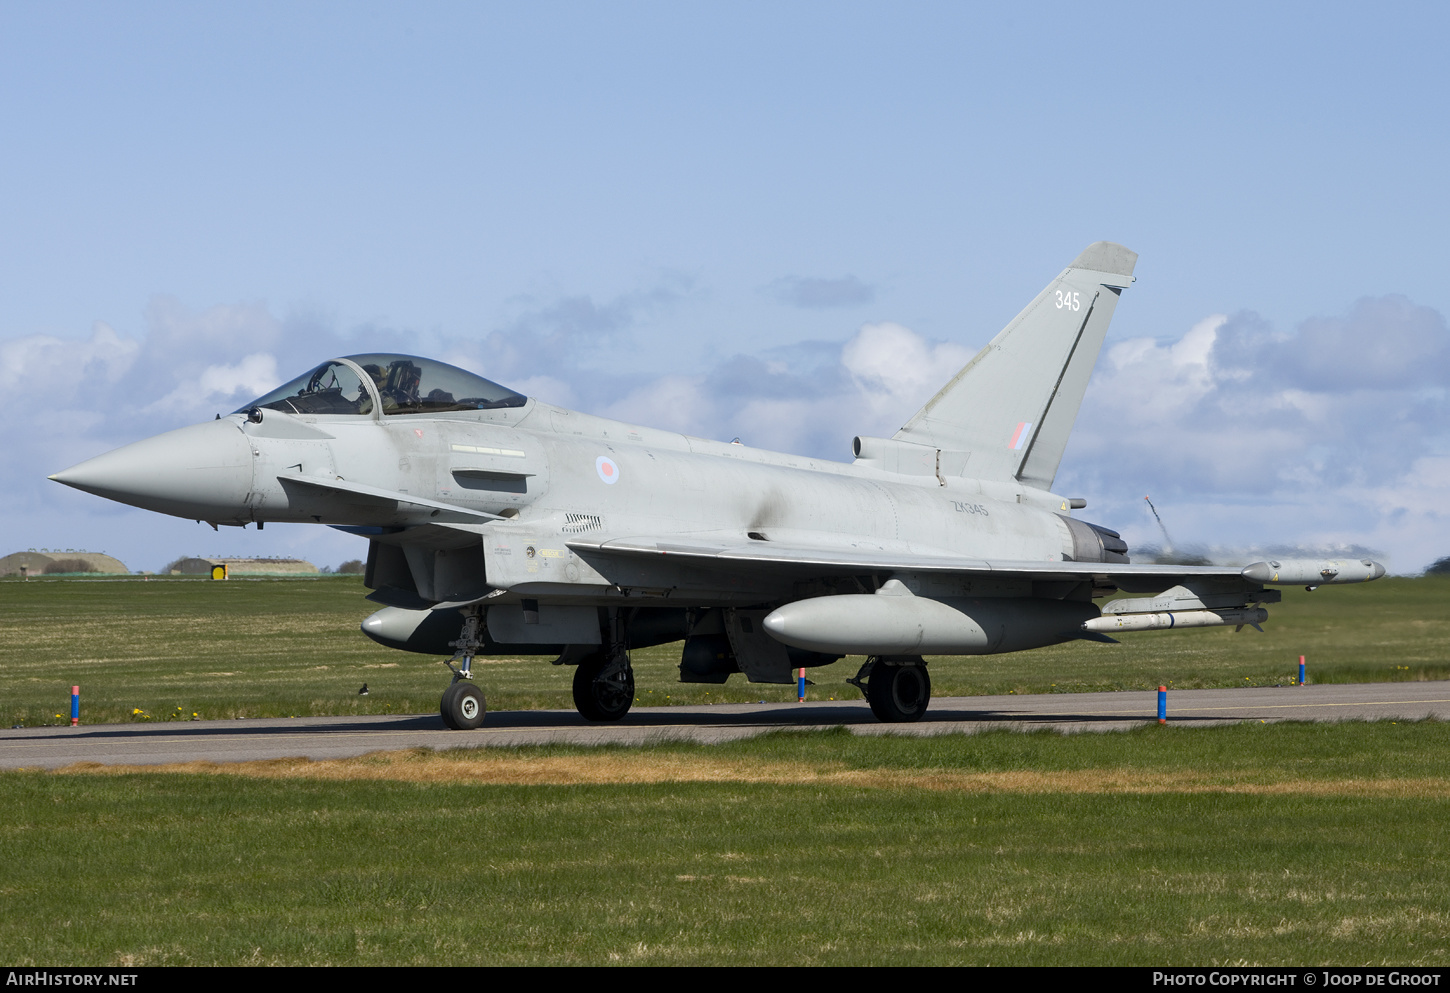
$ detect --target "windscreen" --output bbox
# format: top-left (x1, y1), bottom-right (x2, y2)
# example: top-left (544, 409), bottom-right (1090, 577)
top-left (239, 361), bottom-right (375, 416)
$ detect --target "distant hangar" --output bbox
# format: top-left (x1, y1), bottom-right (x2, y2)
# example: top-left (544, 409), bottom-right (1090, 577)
top-left (1, 552), bottom-right (321, 577)
top-left (167, 557), bottom-right (320, 576)
top-left (0, 550), bottom-right (128, 576)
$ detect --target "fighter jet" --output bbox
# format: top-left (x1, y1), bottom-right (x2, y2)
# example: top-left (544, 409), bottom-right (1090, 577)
top-left (50, 242), bottom-right (1385, 728)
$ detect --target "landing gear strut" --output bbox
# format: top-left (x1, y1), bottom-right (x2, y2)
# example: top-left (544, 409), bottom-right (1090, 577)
top-left (572, 646), bottom-right (635, 721)
top-left (440, 610), bottom-right (486, 730)
top-left (850, 656), bottom-right (931, 723)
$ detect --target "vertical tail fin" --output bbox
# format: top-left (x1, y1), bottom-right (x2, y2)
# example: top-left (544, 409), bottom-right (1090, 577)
top-left (893, 241), bottom-right (1136, 489)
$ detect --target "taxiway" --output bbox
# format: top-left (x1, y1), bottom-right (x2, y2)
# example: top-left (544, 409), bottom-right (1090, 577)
top-left (3, 681), bottom-right (1448, 769)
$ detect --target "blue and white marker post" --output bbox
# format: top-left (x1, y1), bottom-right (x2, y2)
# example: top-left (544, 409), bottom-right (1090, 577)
top-left (71, 685), bottom-right (79, 726)
top-left (1157, 685), bottom-right (1167, 725)
top-left (798, 667), bottom-right (806, 703)
top-left (1299, 655), bottom-right (1306, 686)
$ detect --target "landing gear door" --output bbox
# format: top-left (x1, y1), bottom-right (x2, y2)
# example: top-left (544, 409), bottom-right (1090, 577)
top-left (725, 608), bottom-right (795, 684)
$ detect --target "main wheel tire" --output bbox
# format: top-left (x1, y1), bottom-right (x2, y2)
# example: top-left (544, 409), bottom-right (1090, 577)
top-left (440, 680), bottom-right (486, 730)
top-left (866, 663), bottom-right (931, 723)
top-left (572, 653), bottom-right (635, 722)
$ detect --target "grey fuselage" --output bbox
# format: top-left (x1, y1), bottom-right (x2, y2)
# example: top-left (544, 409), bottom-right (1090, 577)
top-left (151, 397), bottom-right (1090, 609)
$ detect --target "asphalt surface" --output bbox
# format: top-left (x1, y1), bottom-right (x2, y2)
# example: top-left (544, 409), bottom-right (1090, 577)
top-left (4, 681), bottom-right (1449, 770)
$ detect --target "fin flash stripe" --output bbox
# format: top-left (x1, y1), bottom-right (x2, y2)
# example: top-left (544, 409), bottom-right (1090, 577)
top-left (1008, 422), bottom-right (1033, 450)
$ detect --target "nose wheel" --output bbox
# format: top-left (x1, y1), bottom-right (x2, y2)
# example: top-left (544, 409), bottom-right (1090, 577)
top-left (441, 680), bottom-right (486, 729)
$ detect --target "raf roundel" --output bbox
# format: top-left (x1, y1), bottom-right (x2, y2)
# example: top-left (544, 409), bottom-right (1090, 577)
top-left (595, 456), bottom-right (620, 485)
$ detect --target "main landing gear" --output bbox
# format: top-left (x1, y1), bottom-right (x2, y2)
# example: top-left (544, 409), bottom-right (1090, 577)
top-left (849, 656), bottom-right (931, 723)
top-left (440, 611), bottom-right (486, 730)
top-left (571, 646), bottom-right (635, 722)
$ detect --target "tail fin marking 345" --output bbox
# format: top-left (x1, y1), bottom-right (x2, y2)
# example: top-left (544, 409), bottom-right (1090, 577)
top-left (892, 241), bottom-right (1138, 490)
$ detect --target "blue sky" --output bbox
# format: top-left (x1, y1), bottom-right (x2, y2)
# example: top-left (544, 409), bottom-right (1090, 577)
top-left (3, 2), bottom-right (1448, 572)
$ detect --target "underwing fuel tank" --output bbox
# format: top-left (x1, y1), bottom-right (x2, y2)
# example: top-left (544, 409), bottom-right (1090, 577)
top-left (762, 583), bottom-right (1098, 656)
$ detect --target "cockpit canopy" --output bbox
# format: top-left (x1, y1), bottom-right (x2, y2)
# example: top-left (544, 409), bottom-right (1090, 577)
top-left (238, 354), bottom-right (527, 417)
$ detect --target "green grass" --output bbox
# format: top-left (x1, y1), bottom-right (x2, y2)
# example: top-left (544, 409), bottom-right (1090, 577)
top-left (2, 574), bottom-right (1448, 725)
top-left (2, 722), bottom-right (1448, 966)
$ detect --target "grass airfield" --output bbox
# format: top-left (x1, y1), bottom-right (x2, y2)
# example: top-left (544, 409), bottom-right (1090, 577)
top-left (2, 575), bottom-right (1448, 965)
top-left (4, 724), bottom-right (1450, 965)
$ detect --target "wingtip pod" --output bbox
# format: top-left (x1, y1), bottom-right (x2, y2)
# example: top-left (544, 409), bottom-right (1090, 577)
top-left (1241, 559), bottom-right (1386, 585)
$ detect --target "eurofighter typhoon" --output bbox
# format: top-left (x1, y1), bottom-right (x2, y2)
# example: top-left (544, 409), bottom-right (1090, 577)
top-left (51, 244), bottom-right (1385, 728)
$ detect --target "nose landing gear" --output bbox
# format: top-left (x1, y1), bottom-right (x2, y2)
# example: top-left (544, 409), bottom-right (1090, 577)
top-left (440, 610), bottom-right (487, 730)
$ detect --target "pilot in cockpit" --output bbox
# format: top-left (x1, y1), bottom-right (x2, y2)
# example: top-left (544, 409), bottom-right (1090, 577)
top-left (361, 363), bottom-right (394, 411)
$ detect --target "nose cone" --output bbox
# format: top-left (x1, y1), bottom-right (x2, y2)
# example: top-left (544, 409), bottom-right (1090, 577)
top-left (50, 419), bottom-right (255, 521)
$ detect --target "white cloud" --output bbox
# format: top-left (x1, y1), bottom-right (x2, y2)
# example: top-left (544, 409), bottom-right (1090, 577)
top-left (198, 352), bottom-right (280, 399)
top-left (585, 321), bottom-right (973, 457)
top-left (1059, 298), bottom-right (1450, 571)
top-left (841, 321), bottom-right (974, 419)
top-left (147, 352), bottom-right (282, 416)
top-left (507, 374), bottom-right (578, 408)
top-left (1360, 455), bottom-right (1450, 515)
top-left (0, 322), bottom-right (141, 398)
top-left (602, 374), bottom-right (717, 439)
